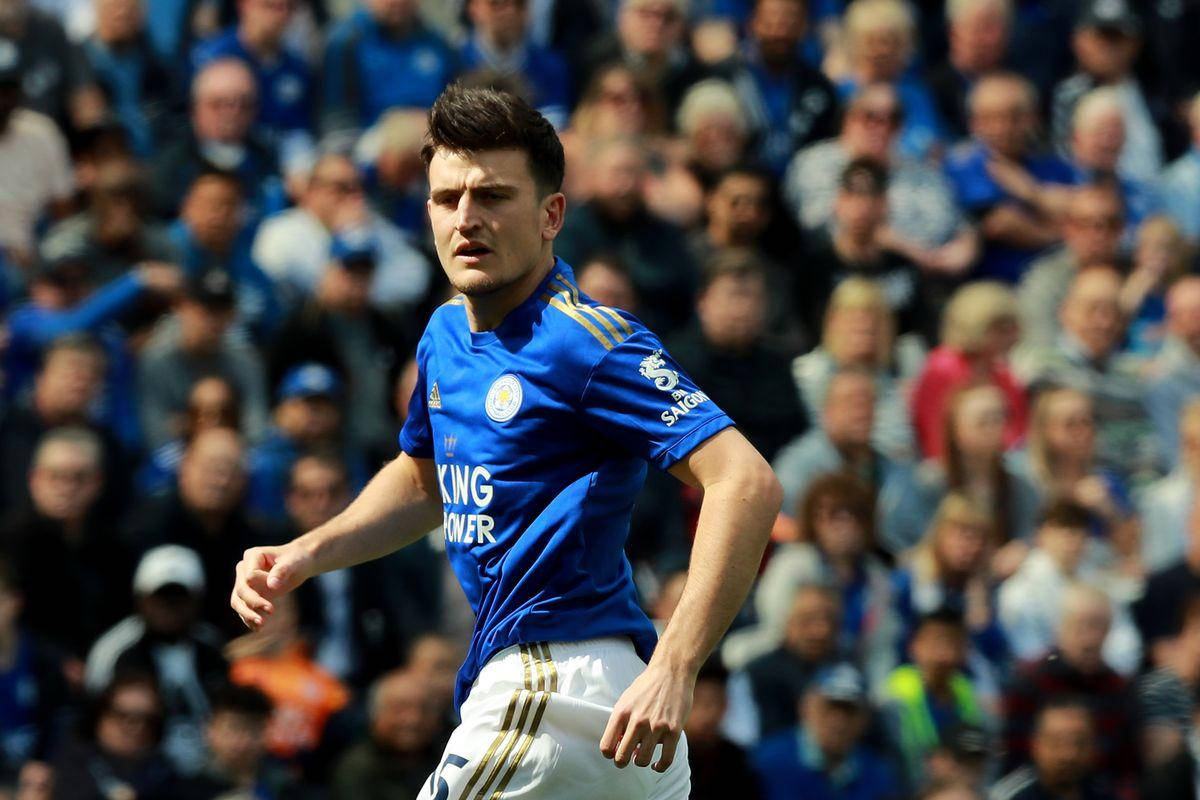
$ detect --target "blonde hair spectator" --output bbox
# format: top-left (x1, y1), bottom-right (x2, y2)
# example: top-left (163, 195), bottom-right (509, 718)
top-left (940, 281), bottom-right (1018, 353)
top-left (675, 79), bottom-right (748, 139)
top-left (822, 278), bottom-right (896, 368)
top-left (843, 0), bottom-right (917, 79)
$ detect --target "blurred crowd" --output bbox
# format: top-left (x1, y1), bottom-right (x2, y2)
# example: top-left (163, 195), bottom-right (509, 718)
top-left (0, 0), bottom-right (1198, 797)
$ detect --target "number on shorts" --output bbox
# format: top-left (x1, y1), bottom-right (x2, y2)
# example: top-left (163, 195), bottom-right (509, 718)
top-left (429, 752), bottom-right (468, 800)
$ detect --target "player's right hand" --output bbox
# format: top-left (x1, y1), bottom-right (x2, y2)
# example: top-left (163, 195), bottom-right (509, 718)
top-left (230, 543), bottom-right (313, 630)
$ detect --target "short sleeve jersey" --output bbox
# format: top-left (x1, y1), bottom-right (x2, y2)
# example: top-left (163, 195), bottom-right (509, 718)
top-left (399, 259), bottom-right (734, 710)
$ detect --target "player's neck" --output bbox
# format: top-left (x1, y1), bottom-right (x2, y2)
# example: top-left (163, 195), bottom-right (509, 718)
top-left (464, 254), bottom-right (556, 332)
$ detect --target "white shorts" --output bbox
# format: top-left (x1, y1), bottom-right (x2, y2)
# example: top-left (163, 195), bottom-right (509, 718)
top-left (417, 637), bottom-right (691, 800)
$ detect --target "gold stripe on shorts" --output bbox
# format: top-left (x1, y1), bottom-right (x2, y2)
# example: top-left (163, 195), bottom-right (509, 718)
top-left (489, 642), bottom-right (555, 798)
top-left (458, 646), bottom-right (532, 799)
top-left (470, 644), bottom-right (540, 799)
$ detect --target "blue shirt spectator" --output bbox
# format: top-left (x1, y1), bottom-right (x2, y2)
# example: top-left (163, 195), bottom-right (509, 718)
top-left (836, 74), bottom-right (945, 162)
top-left (321, 5), bottom-right (457, 135)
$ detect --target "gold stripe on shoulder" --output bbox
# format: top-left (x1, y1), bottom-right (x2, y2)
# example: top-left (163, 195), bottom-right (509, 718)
top-left (595, 304), bottom-right (633, 335)
top-left (550, 280), bottom-right (625, 344)
top-left (541, 293), bottom-right (614, 350)
top-left (442, 295), bottom-right (465, 306)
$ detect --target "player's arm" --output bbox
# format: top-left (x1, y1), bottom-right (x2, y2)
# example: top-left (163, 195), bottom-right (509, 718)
top-left (600, 427), bottom-right (781, 771)
top-left (230, 451), bottom-right (443, 629)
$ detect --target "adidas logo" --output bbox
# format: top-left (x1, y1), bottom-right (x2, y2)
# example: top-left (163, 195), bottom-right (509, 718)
top-left (429, 381), bottom-right (442, 410)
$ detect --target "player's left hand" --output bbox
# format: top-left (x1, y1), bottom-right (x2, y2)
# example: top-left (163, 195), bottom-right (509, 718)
top-left (599, 661), bottom-right (695, 772)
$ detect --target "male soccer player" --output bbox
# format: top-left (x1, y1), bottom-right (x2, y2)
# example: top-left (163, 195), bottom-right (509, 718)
top-left (230, 85), bottom-right (782, 798)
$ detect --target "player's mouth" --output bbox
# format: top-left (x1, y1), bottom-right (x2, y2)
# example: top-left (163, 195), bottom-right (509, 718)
top-left (454, 241), bottom-right (493, 264)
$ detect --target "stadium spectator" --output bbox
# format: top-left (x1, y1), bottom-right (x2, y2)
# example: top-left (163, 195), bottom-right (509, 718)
top-left (320, 0), bottom-right (457, 136)
top-left (1050, 0), bottom-right (1164, 187)
top-left (751, 662), bottom-right (900, 800)
top-left (882, 608), bottom-right (987, 787)
top-left (667, 250), bottom-right (807, 462)
top-left (226, 591), bottom-right (350, 766)
top-left (356, 108), bottom-right (430, 239)
top-left (918, 383), bottom-right (1041, 547)
top-left (555, 135), bottom-right (697, 336)
top-left (575, 253), bottom-right (638, 313)
top-left (136, 375), bottom-right (240, 497)
top-left (84, 544), bottom-right (228, 775)
top-left (11, 760), bottom-right (54, 800)
top-left (831, 0), bottom-right (946, 161)
top-left (717, 0), bottom-right (838, 174)
top-left (891, 494), bottom-right (1009, 680)
top-left (1139, 400), bottom-right (1200, 573)
top-left (1146, 276), bottom-right (1200, 465)
top-left (169, 168), bottom-right (282, 339)
top-left (245, 363), bottom-right (348, 520)
top-left (1135, 501), bottom-right (1200, 654)
top-left (1001, 583), bottom-right (1139, 789)
top-left (125, 428), bottom-right (270, 638)
top-left (0, 336), bottom-right (134, 516)
top-left (659, 80), bottom-right (748, 226)
top-left (910, 281), bottom-right (1026, 460)
top-left (1159, 92), bottom-right (1200, 244)
top-left (1066, 88), bottom-right (1160, 242)
top-left (39, 157), bottom-right (179, 287)
top-left (81, 0), bottom-right (177, 157)
top-left (252, 151), bottom-right (431, 313)
top-left (739, 583), bottom-right (841, 740)
top-left (577, 0), bottom-right (701, 115)
top-left (0, 556), bottom-right (69, 784)
top-left (998, 502), bottom-right (1141, 674)
top-left (330, 669), bottom-right (446, 800)
top-left (685, 658), bottom-right (760, 799)
top-left (0, 0), bottom-right (99, 127)
top-left (944, 73), bottom-right (1073, 284)
top-left (992, 698), bottom-right (1116, 800)
top-left (51, 672), bottom-right (182, 800)
top-left (786, 83), bottom-right (970, 261)
top-left (772, 367), bottom-right (925, 553)
top-left (1016, 183), bottom-right (1125, 348)
top-left (749, 473), bottom-right (898, 687)
top-left (187, 684), bottom-right (299, 799)
top-left (1119, 217), bottom-right (1189, 357)
top-left (0, 66), bottom-right (75, 267)
top-left (926, 0), bottom-right (1013, 140)
top-left (460, 0), bottom-right (571, 130)
top-left (791, 277), bottom-right (917, 461)
top-left (152, 57), bottom-right (281, 218)
top-left (1016, 266), bottom-right (1162, 484)
top-left (2, 427), bottom-right (132, 663)
top-left (190, 0), bottom-right (315, 145)
top-left (137, 268), bottom-right (270, 449)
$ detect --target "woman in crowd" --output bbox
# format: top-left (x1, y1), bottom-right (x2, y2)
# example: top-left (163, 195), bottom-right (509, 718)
top-left (793, 277), bottom-right (918, 461)
top-left (749, 472), bottom-right (898, 687)
top-left (1120, 216), bottom-right (1191, 357)
top-left (136, 374), bottom-right (240, 495)
top-left (911, 281), bottom-right (1027, 460)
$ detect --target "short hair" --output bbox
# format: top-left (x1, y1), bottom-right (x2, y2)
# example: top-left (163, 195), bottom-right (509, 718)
top-left (711, 162), bottom-right (773, 192)
top-left (940, 281), bottom-right (1017, 352)
top-left (421, 84), bottom-right (564, 196)
top-left (41, 332), bottom-right (106, 372)
top-left (699, 247), bottom-right (768, 293)
top-left (1037, 498), bottom-right (1093, 531)
top-left (192, 57), bottom-right (256, 101)
top-left (821, 278), bottom-right (896, 366)
top-left (290, 448), bottom-right (349, 487)
top-left (210, 684), bottom-right (273, 720)
top-left (676, 79), bottom-right (747, 138)
top-left (1033, 695), bottom-right (1094, 734)
top-left (32, 426), bottom-right (103, 473)
top-left (844, 0), bottom-right (916, 60)
top-left (796, 472), bottom-right (876, 547)
top-left (576, 252), bottom-right (632, 282)
top-left (839, 157), bottom-right (888, 195)
top-left (1073, 86), bottom-right (1124, 135)
top-left (946, 0), bottom-right (1011, 23)
top-left (914, 606), bottom-right (967, 634)
top-left (188, 166), bottom-right (242, 195)
top-left (967, 71), bottom-right (1037, 117)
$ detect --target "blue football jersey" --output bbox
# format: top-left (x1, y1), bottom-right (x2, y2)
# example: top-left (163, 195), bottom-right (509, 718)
top-left (399, 259), bottom-right (734, 710)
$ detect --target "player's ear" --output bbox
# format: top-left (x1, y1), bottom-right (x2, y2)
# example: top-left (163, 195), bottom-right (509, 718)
top-left (541, 192), bottom-right (566, 241)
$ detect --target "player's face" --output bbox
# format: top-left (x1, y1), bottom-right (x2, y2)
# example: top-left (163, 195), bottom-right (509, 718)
top-left (427, 148), bottom-right (562, 298)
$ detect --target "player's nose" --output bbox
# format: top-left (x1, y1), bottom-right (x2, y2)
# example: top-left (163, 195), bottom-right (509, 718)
top-left (453, 193), bottom-right (484, 233)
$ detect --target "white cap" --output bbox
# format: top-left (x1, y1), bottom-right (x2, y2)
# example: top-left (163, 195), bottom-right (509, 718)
top-left (133, 545), bottom-right (205, 596)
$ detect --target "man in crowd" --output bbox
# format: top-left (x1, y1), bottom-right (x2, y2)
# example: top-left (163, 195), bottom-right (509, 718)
top-left (684, 658), bottom-right (759, 800)
top-left (992, 698), bottom-right (1115, 800)
top-left (926, 0), bottom-right (1013, 139)
top-left (1147, 277), bottom-right (1200, 465)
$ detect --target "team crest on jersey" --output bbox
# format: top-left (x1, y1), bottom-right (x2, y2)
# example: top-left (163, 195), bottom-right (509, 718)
top-left (638, 350), bottom-right (679, 392)
top-left (485, 374), bottom-right (522, 423)
top-left (428, 381), bottom-right (442, 410)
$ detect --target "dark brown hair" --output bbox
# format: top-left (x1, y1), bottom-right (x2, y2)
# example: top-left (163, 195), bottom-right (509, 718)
top-left (942, 383), bottom-right (1013, 544)
top-left (796, 472), bottom-right (876, 550)
top-left (1037, 497), bottom-right (1093, 531)
top-left (421, 84), bottom-right (564, 196)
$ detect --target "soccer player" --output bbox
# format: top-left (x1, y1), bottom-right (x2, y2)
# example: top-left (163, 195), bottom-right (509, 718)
top-left (230, 85), bottom-right (782, 798)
